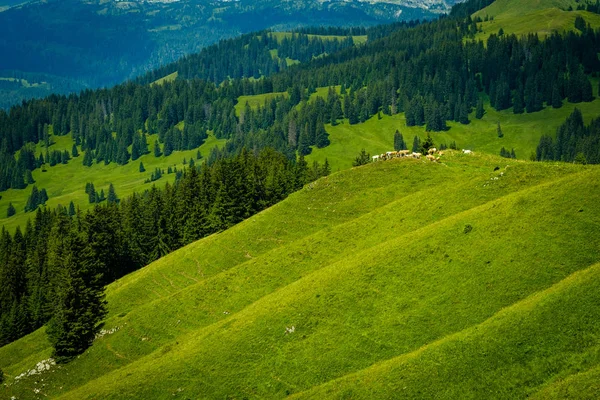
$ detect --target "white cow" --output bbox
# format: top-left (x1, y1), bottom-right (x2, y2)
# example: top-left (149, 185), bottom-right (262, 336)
top-left (373, 155), bottom-right (380, 161)
top-left (462, 149), bottom-right (473, 154)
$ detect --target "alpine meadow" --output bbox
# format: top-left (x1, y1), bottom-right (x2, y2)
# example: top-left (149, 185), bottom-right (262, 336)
top-left (1, 0), bottom-right (600, 398)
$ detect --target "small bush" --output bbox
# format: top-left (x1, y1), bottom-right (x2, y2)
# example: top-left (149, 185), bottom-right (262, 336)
top-left (464, 224), bottom-right (473, 234)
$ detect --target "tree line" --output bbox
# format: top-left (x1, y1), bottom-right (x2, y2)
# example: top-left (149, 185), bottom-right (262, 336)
top-left (536, 108), bottom-right (600, 164)
top-left (0, 148), bottom-right (329, 351)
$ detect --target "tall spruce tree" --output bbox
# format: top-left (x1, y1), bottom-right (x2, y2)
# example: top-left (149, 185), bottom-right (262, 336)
top-left (107, 184), bottom-right (119, 204)
top-left (394, 130), bottom-right (407, 151)
top-left (46, 215), bottom-right (107, 363)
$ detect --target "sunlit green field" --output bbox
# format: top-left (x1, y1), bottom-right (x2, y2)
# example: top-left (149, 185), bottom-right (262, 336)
top-left (1, 151), bottom-right (599, 399)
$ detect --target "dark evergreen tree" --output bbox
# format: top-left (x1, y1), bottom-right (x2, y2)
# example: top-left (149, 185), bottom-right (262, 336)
top-left (497, 122), bottom-right (504, 138)
top-left (393, 130), bottom-right (407, 151)
top-left (411, 136), bottom-right (421, 153)
top-left (552, 86), bottom-right (563, 109)
top-left (107, 184), bottom-right (118, 204)
top-left (7, 203), bottom-right (16, 217)
top-left (139, 162), bottom-right (146, 173)
top-left (475, 97), bottom-right (484, 119)
top-left (352, 149), bottom-right (371, 167)
top-left (71, 144), bottom-right (79, 158)
top-left (154, 141), bottom-right (162, 157)
top-left (46, 216), bottom-right (107, 363)
top-left (68, 201), bottom-right (76, 216)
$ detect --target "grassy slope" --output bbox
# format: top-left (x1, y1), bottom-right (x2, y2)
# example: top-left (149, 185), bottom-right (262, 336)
top-left (0, 132), bottom-right (226, 233)
top-left (150, 71), bottom-right (178, 86)
top-left (1, 152), bottom-right (599, 399)
top-left (473, 0), bottom-right (600, 40)
top-left (306, 88), bottom-right (600, 172)
top-left (270, 32), bottom-right (368, 45)
top-left (296, 261), bottom-right (600, 399)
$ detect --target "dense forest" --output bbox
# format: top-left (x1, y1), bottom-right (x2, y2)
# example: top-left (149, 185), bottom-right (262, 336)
top-left (0, 148), bottom-right (329, 353)
top-left (1, 0), bottom-right (600, 353)
top-left (536, 108), bottom-right (600, 164)
top-left (1, 15), bottom-right (599, 192)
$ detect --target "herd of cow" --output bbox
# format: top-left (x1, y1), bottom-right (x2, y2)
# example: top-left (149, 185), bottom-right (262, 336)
top-left (372, 148), bottom-right (443, 162)
top-left (372, 148), bottom-right (473, 163)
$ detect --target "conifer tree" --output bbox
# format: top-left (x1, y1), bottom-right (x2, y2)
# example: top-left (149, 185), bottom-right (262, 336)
top-left (552, 86), bottom-right (563, 109)
top-left (411, 136), bottom-right (421, 153)
top-left (46, 216), bottom-right (107, 363)
top-left (497, 122), bottom-right (504, 138)
top-left (68, 201), bottom-right (76, 216)
top-left (83, 151), bottom-right (93, 167)
top-left (71, 144), bottom-right (79, 158)
top-left (153, 141), bottom-right (162, 157)
top-left (88, 183), bottom-right (96, 204)
top-left (25, 169), bottom-right (35, 184)
top-left (7, 203), bottom-right (16, 218)
top-left (321, 158), bottom-right (331, 176)
top-left (394, 130), bottom-right (407, 151)
top-left (352, 149), bottom-right (371, 167)
top-left (107, 184), bottom-right (118, 204)
top-left (139, 162), bottom-right (146, 173)
top-left (475, 97), bottom-right (484, 119)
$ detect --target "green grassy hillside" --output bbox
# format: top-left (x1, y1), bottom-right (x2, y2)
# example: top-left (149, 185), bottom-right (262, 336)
top-left (473, 0), bottom-right (600, 39)
top-left (1, 152), bottom-right (599, 399)
top-left (307, 88), bottom-right (599, 172)
top-left (0, 132), bottom-right (226, 233)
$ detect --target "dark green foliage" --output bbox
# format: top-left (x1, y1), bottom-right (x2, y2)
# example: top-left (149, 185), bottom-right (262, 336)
top-left (352, 149), bottom-right (371, 167)
top-left (412, 136), bottom-right (421, 153)
top-left (86, 183), bottom-right (96, 204)
top-left (25, 169), bottom-right (35, 184)
top-left (153, 141), bottom-right (162, 158)
top-left (497, 122), bottom-right (504, 138)
top-left (500, 147), bottom-right (516, 159)
top-left (46, 214), bottom-right (107, 363)
top-left (139, 162), bottom-right (146, 173)
top-left (536, 108), bottom-right (600, 164)
top-left (419, 134), bottom-right (436, 155)
top-left (24, 185), bottom-right (48, 212)
top-left (574, 16), bottom-right (586, 32)
top-left (394, 130), bottom-right (407, 151)
top-left (71, 144), bottom-right (79, 158)
top-left (475, 97), bottom-right (484, 119)
top-left (463, 224), bottom-right (473, 234)
top-left (552, 86), bottom-right (563, 109)
top-left (7, 202), bottom-right (16, 217)
top-left (107, 184), bottom-right (119, 204)
top-left (83, 151), bottom-right (93, 167)
top-left (68, 201), bottom-right (76, 216)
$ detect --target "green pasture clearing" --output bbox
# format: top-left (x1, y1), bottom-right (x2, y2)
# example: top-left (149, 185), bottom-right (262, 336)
top-left (474, 0), bottom-right (589, 19)
top-left (150, 71), bottom-right (178, 86)
top-left (307, 93), bottom-right (600, 171)
top-left (475, 8), bottom-right (600, 41)
top-left (270, 32), bottom-right (367, 45)
top-left (0, 132), bottom-right (226, 232)
top-left (235, 91), bottom-right (289, 115)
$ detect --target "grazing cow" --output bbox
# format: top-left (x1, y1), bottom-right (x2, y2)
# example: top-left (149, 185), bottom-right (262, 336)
top-left (462, 149), bottom-right (473, 154)
top-left (373, 155), bottom-right (380, 161)
top-left (438, 151), bottom-right (444, 156)
top-left (428, 148), bottom-right (437, 155)
top-left (412, 152), bottom-right (422, 159)
top-left (399, 150), bottom-right (410, 157)
top-left (426, 154), bottom-right (436, 161)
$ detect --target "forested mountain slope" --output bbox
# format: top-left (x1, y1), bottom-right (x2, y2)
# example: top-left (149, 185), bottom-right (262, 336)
top-left (1, 152), bottom-right (599, 398)
top-left (0, 0), bottom-right (448, 108)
